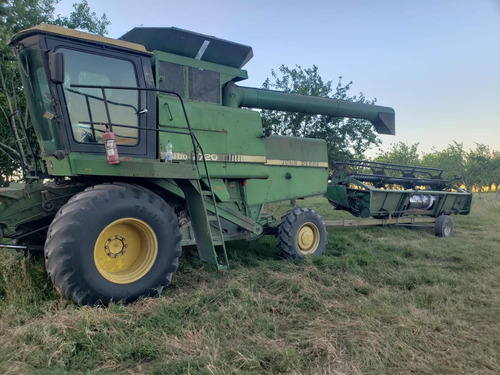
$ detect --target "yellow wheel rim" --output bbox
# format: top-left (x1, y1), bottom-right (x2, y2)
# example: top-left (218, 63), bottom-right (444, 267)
top-left (94, 218), bottom-right (158, 284)
top-left (296, 222), bottom-right (320, 255)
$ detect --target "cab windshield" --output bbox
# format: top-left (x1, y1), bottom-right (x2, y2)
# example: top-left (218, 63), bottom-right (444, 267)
top-left (60, 48), bottom-right (140, 145)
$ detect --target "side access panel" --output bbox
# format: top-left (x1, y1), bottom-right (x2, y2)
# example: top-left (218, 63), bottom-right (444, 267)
top-left (157, 98), bottom-right (268, 179)
top-left (246, 136), bottom-right (328, 206)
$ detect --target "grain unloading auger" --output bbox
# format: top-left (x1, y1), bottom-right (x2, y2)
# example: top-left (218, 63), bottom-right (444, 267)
top-left (0, 25), bottom-right (470, 305)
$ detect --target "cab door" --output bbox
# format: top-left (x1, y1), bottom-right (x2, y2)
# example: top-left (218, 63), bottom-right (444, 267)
top-left (46, 38), bottom-right (155, 158)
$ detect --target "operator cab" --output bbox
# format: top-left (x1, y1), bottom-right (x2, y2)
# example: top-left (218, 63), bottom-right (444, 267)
top-left (9, 24), bottom-right (156, 159)
top-left (9, 25), bottom-right (256, 167)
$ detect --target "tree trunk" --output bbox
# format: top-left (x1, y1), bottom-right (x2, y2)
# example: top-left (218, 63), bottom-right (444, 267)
top-left (0, 64), bottom-right (27, 170)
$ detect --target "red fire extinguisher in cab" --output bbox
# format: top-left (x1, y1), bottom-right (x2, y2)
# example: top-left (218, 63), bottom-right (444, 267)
top-left (104, 125), bottom-right (119, 164)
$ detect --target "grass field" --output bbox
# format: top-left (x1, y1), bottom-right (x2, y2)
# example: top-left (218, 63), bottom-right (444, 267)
top-left (0, 194), bottom-right (499, 374)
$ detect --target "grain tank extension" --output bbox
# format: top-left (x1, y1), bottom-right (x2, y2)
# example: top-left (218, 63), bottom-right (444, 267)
top-left (0, 25), bottom-right (470, 305)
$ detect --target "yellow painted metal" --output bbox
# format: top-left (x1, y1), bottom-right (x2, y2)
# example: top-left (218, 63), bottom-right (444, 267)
top-left (265, 159), bottom-right (329, 168)
top-left (171, 152), bottom-right (266, 163)
top-left (9, 24), bottom-right (151, 55)
top-left (94, 218), bottom-right (157, 284)
top-left (296, 222), bottom-right (320, 255)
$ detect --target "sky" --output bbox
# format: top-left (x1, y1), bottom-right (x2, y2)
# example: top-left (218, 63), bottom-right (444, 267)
top-left (54, 0), bottom-right (500, 156)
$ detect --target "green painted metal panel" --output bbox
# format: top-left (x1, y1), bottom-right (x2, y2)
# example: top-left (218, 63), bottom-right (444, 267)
top-left (223, 83), bottom-right (395, 135)
top-left (326, 185), bottom-right (349, 207)
top-left (44, 155), bottom-right (73, 176)
top-left (432, 190), bottom-right (472, 215)
top-left (326, 183), bottom-right (472, 219)
top-left (264, 136), bottom-right (328, 164)
top-left (68, 153), bottom-right (199, 179)
top-left (158, 96), bottom-right (265, 154)
top-left (201, 178), bottom-right (230, 202)
top-left (223, 164), bottom-right (269, 179)
top-left (0, 181), bottom-right (86, 237)
top-left (175, 179), bottom-right (219, 264)
top-left (157, 95), bottom-right (269, 179)
top-left (243, 135), bottom-right (329, 207)
top-left (121, 27), bottom-right (253, 69)
top-left (246, 166), bottom-right (328, 206)
top-left (154, 50), bottom-right (248, 84)
top-left (370, 190), bottom-right (410, 214)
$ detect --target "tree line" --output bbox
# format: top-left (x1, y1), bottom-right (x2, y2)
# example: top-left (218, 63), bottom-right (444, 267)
top-left (375, 141), bottom-right (500, 195)
top-left (261, 65), bottom-right (499, 194)
top-left (1, 1), bottom-right (497, 195)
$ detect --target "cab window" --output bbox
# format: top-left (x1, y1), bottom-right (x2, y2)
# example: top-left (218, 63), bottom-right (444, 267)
top-left (60, 48), bottom-right (139, 145)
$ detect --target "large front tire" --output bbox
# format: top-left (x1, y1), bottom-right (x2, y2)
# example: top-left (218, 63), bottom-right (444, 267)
top-left (45, 183), bottom-right (182, 305)
top-left (277, 207), bottom-right (327, 260)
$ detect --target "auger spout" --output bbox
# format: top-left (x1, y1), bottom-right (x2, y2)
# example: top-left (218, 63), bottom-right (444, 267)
top-left (222, 82), bottom-right (395, 135)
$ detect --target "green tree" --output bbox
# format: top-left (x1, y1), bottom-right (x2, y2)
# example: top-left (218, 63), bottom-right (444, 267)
top-left (53, 0), bottom-right (109, 35)
top-left (491, 150), bottom-right (500, 198)
top-left (421, 142), bottom-right (470, 188)
top-left (467, 143), bottom-right (492, 197)
top-left (374, 141), bottom-right (498, 194)
top-left (261, 65), bottom-right (380, 162)
top-left (375, 141), bottom-right (421, 166)
top-left (0, 0), bottom-right (7, 16)
top-left (0, 0), bottom-right (109, 183)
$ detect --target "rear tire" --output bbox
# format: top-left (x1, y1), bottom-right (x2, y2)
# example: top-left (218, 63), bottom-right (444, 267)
top-left (45, 183), bottom-right (182, 305)
top-left (434, 215), bottom-right (453, 237)
top-left (277, 207), bottom-right (327, 260)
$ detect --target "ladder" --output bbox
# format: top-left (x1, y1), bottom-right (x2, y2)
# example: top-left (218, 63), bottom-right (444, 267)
top-left (164, 92), bottom-right (229, 269)
top-left (176, 176), bottom-right (229, 270)
top-left (65, 85), bottom-right (230, 268)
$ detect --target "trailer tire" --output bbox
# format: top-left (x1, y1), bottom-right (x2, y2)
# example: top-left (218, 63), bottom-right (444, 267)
top-left (44, 183), bottom-right (182, 305)
top-left (277, 207), bottom-right (327, 260)
top-left (434, 215), bottom-right (453, 238)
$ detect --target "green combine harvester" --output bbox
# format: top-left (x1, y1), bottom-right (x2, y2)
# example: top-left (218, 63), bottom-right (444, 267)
top-left (0, 25), bottom-right (471, 305)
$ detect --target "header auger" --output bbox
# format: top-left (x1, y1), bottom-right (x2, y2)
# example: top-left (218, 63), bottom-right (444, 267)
top-left (0, 25), bottom-right (471, 305)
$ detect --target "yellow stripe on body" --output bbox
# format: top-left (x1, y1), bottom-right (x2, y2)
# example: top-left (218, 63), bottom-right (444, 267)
top-left (265, 159), bottom-right (329, 168)
top-left (172, 152), bottom-right (327, 167)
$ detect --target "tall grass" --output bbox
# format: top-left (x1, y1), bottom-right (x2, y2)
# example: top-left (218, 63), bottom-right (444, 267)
top-left (0, 194), bottom-right (498, 374)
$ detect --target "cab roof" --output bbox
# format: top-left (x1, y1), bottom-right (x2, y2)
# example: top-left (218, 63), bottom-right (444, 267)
top-left (10, 24), bottom-right (254, 69)
top-left (9, 24), bottom-right (152, 55)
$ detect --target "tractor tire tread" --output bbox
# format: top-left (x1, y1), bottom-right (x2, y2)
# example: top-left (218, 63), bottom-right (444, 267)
top-left (45, 183), bottom-right (182, 305)
top-left (277, 207), bottom-right (327, 260)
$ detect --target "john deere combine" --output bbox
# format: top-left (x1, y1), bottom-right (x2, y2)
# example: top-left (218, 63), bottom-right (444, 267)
top-left (0, 25), bottom-right (471, 305)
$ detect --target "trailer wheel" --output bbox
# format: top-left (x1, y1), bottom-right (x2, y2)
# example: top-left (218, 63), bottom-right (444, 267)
top-left (277, 207), bottom-right (327, 260)
top-left (434, 215), bottom-right (453, 237)
top-left (45, 183), bottom-right (182, 305)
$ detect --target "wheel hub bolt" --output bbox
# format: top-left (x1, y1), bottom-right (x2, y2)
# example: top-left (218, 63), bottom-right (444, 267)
top-left (104, 235), bottom-right (127, 258)
top-left (300, 228), bottom-right (313, 248)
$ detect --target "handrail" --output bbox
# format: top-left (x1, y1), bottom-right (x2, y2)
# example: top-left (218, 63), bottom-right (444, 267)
top-left (70, 84), bottom-right (200, 166)
top-left (69, 84), bottom-right (227, 254)
top-left (334, 158), bottom-right (444, 179)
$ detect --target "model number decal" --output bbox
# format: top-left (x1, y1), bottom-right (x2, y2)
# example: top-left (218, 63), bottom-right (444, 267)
top-left (171, 152), bottom-right (327, 168)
